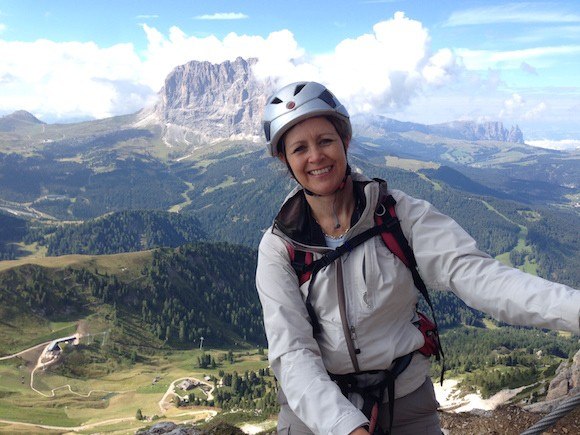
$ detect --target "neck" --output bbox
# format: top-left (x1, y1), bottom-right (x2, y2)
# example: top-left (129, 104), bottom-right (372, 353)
top-left (306, 177), bottom-right (355, 237)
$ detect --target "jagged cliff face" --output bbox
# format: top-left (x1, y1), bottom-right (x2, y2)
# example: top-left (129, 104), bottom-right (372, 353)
top-left (147, 57), bottom-right (272, 145)
top-left (139, 56), bottom-right (524, 147)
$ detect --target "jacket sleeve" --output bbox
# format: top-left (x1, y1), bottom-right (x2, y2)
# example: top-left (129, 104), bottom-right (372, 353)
top-left (392, 190), bottom-right (580, 334)
top-left (256, 231), bottom-right (369, 435)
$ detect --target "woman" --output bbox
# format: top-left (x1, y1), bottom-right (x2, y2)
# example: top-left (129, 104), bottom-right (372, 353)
top-left (256, 81), bottom-right (580, 435)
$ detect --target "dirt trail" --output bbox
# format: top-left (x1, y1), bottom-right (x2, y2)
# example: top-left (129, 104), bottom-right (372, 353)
top-left (0, 341), bottom-right (50, 360)
top-left (2, 329), bottom-right (218, 432)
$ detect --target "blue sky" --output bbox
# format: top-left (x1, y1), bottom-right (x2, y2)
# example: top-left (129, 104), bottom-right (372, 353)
top-left (1, 0), bottom-right (579, 147)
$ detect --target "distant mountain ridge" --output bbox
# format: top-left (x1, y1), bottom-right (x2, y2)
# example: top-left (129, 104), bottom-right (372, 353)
top-left (133, 56), bottom-right (524, 146)
top-left (3, 57), bottom-right (525, 146)
top-left (352, 114), bottom-right (524, 143)
top-left (0, 110), bottom-right (44, 132)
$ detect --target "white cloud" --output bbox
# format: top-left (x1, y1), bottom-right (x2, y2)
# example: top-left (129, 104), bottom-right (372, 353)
top-left (520, 61), bottom-right (538, 75)
top-left (137, 12), bottom-right (458, 116)
top-left (499, 93), bottom-right (547, 122)
top-left (0, 38), bottom-right (147, 120)
top-left (194, 12), bottom-right (248, 20)
top-left (136, 14), bottom-right (159, 20)
top-left (456, 45), bottom-right (580, 71)
top-left (138, 25), bottom-right (305, 93)
top-left (255, 12), bottom-right (458, 114)
top-left (445, 3), bottom-right (580, 26)
top-left (0, 12), bottom-right (461, 121)
top-left (527, 139), bottom-right (580, 150)
top-left (523, 102), bottom-right (547, 120)
top-left (500, 93), bottom-right (525, 117)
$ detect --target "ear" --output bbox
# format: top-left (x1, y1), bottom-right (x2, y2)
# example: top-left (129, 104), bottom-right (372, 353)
top-left (278, 153), bottom-right (287, 164)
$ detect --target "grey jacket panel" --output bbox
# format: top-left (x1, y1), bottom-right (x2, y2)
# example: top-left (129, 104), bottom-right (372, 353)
top-left (256, 173), bottom-right (580, 434)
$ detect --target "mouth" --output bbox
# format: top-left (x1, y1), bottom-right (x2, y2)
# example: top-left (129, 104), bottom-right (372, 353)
top-left (308, 166), bottom-right (332, 176)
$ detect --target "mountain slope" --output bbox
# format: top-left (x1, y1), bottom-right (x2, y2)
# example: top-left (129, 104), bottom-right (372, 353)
top-left (0, 110), bottom-right (44, 132)
top-left (42, 210), bottom-right (206, 255)
top-left (0, 242), bottom-right (263, 354)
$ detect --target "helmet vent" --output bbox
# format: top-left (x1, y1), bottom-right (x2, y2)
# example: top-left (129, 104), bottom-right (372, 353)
top-left (318, 90), bottom-right (337, 108)
top-left (271, 97), bottom-right (282, 104)
top-left (263, 121), bottom-right (271, 141)
top-left (294, 83), bottom-right (306, 95)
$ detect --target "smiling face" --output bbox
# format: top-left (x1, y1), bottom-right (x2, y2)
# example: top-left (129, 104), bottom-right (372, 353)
top-left (280, 116), bottom-right (349, 196)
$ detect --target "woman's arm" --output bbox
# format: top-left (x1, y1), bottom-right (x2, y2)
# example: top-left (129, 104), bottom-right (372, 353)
top-left (256, 231), bottom-right (369, 434)
top-left (393, 190), bottom-right (580, 334)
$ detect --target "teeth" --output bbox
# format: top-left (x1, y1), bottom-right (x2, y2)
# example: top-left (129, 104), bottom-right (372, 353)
top-left (310, 167), bottom-right (331, 175)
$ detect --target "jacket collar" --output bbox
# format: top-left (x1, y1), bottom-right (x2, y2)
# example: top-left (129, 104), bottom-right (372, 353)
top-left (273, 172), bottom-right (375, 247)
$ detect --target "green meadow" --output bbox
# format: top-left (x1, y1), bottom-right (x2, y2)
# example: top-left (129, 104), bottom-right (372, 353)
top-left (0, 347), bottom-right (271, 433)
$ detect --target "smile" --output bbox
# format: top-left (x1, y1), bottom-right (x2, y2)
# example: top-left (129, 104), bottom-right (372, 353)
top-left (309, 166), bottom-right (332, 176)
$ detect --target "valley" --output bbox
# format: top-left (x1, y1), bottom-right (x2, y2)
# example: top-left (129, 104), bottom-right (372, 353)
top-left (0, 57), bottom-right (578, 433)
top-left (0, 336), bottom-right (265, 433)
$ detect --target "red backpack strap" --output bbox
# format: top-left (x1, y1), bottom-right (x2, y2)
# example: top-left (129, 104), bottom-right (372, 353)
top-left (286, 243), bottom-right (313, 286)
top-left (375, 195), bottom-right (410, 267)
top-left (373, 187), bottom-right (446, 383)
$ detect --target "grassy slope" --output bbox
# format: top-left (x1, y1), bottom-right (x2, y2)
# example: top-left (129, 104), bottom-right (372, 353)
top-left (0, 251), bottom-right (153, 356)
top-left (0, 348), bottom-right (271, 431)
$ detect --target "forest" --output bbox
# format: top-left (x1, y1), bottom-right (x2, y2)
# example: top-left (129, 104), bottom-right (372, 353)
top-left (1, 142), bottom-right (577, 289)
top-left (0, 133), bottom-right (577, 408)
top-left (28, 209), bottom-right (207, 255)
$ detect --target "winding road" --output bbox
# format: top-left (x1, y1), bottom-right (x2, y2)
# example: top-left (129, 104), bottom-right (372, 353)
top-left (0, 331), bottom-right (217, 432)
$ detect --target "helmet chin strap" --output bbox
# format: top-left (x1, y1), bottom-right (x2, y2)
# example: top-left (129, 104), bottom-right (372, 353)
top-left (293, 164), bottom-right (351, 230)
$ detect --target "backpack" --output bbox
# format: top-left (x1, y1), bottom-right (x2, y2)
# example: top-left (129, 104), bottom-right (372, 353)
top-left (285, 182), bottom-right (444, 434)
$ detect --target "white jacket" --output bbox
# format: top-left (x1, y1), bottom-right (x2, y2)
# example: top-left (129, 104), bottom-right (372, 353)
top-left (256, 173), bottom-right (580, 435)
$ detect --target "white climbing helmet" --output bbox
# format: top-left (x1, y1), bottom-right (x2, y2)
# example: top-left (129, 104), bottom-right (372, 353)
top-left (262, 81), bottom-right (351, 157)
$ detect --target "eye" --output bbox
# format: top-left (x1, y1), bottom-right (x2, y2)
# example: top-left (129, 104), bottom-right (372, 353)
top-left (291, 144), bottom-right (307, 154)
top-left (319, 137), bottom-right (335, 146)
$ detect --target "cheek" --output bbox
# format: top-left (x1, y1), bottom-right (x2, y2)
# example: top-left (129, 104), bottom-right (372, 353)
top-left (285, 155), bottom-right (302, 172)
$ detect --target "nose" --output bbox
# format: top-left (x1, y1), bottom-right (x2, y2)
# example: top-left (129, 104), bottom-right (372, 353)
top-left (307, 144), bottom-right (324, 163)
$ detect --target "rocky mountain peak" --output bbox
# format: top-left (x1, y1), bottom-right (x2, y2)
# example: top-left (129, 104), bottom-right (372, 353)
top-left (142, 57), bottom-right (272, 146)
top-left (138, 56), bottom-right (525, 148)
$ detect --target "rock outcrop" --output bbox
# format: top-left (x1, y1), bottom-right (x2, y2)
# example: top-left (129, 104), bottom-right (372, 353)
top-left (546, 350), bottom-right (580, 401)
top-left (523, 348), bottom-right (580, 415)
top-left (139, 57), bottom-right (272, 146)
top-left (137, 421), bottom-right (244, 435)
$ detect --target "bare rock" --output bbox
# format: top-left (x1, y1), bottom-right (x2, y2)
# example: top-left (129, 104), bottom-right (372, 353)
top-left (546, 349), bottom-right (580, 401)
top-left (139, 57), bottom-right (273, 147)
top-left (137, 421), bottom-right (244, 435)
